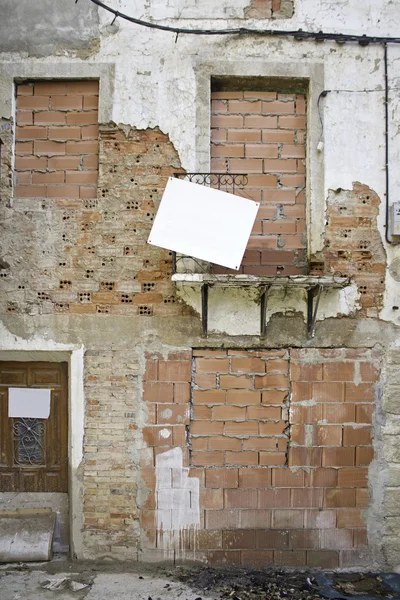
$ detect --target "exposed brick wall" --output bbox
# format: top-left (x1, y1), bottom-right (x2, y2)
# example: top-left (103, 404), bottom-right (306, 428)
top-left (313, 184), bottom-right (386, 318)
top-left (139, 347), bottom-right (379, 568)
top-left (15, 81), bottom-right (99, 201)
top-left (3, 115), bottom-right (188, 317)
top-left (191, 349), bottom-right (289, 467)
top-left (211, 91), bottom-right (307, 275)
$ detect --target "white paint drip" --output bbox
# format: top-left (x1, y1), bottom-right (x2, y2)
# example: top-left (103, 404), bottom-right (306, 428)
top-left (156, 448), bottom-right (200, 559)
top-left (159, 428), bottom-right (172, 439)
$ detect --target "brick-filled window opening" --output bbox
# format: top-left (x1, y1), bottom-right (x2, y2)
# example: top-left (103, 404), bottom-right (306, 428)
top-left (14, 80), bottom-right (99, 202)
top-left (211, 82), bottom-right (307, 276)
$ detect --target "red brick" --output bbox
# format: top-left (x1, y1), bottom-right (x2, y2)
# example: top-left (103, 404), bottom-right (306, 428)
top-left (280, 174), bottom-right (305, 186)
top-left (243, 437), bottom-right (276, 451)
top-left (249, 406), bottom-right (282, 420)
top-left (255, 374), bottom-right (288, 389)
top-left (290, 362), bottom-right (323, 381)
top-left (354, 529), bottom-right (368, 546)
top-left (311, 469), bottom-right (338, 487)
top-left (193, 390), bottom-right (226, 404)
top-left (324, 489), bottom-right (356, 508)
top-left (280, 144), bottom-right (305, 158)
top-left (34, 140), bottom-right (65, 155)
top-left (66, 140), bottom-right (98, 154)
top-left (343, 426), bottom-right (372, 446)
top-left (156, 404), bottom-right (189, 425)
top-left (51, 95), bottom-right (83, 110)
top-left (245, 115), bottom-right (278, 128)
top-left (323, 404), bottom-right (356, 423)
top-left (81, 125), bottom-right (99, 139)
top-left (17, 84), bottom-right (34, 96)
top-left (356, 404), bottom-right (374, 423)
top-left (360, 362), bottom-right (379, 382)
top-left (227, 390), bottom-right (261, 405)
top-left (307, 551), bottom-right (339, 568)
top-left (192, 438), bottom-right (208, 450)
top-left (231, 358), bottom-right (266, 373)
top-left (191, 451), bottom-right (224, 466)
top-left (288, 447), bottom-right (322, 467)
top-left (324, 362), bottom-right (355, 381)
top-left (259, 452), bottom-right (286, 466)
top-left (241, 550), bottom-right (274, 567)
top-left (191, 421), bottom-right (224, 435)
top-left (228, 129), bottom-right (262, 142)
top-left (289, 530), bottom-right (320, 549)
top-left (337, 467), bottom-right (368, 487)
top-left (258, 490), bottom-right (290, 509)
top-left (272, 469), bottom-right (304, 487)
top-left (17, 96), bottom-right (50, 110)
top-left (225, 489), bottom-right (258, 509)
top-left (209, 436), bottom-right (242, 451)
top-left (356, 447), bottom-right (374, 466)
top-left (229, 100), bottom-right (262, 113)
top-left (191, 529), bottom-right (222, 549)
top-left (192, 349), bottom-right (228, 357)
top-left (259, 421), bottom-right (286, 435)
top-left (207, 551), bottom-right (241, 565)
top-left (337, 508), bottom-right (366, 529)
top-left (32, 172), bottom-right (65, 184)
top-left (290, 382), bottom-right (312, 402)
top-left (278, 115), bottom-right (306, 129)
top-left (193, 406), bottom-right (212, 419)
top-left (225, 422), bottom-right (258, 436)
top-left (47, 185), bottom-right (79, 198)
top-left (15, 141), bottom-right (33, 154)
top-left (48, 126), bottom-right (81, 140)
top-left (66, 81), bottom-right (99, 95)
top-left (211, 115), bottom-right (244, 128)
top-left (195, 358), bottom-right (230, 372)
top-left (222, 530), bottom-right (257, 549)
top-left (143, 382), bottom-right (173, 403)
top-left (16, 111), bottom-right (33, 125)
top-left (142, 426), bottom-right (172, 447)
top-left (15, 156), bottom-right (47, 170)
top-left (262, 390), bottom-right (288, 404)
top-left (220, 374), bottom-right (253, 388)
top-left (211, 144), bottom-right (245, 158)
top-left (16, 126), bottom-right (48, 140)
top-left (66, 171), bottom-right (98, 184)
top-left (274, 550), bottom-right (306, 567)
top-left (291, 488), bottom-right (324, 508)
top-left (266, 359), bottom-right (289, 373)
top-left (313, 382), bottom-right (345, 402)
top-left (322, 447), bottom-right (355, 467)
top-left (205, 510), bottom-right (239, 529)
top-left (241, 510), bottom-right (271, 528)
top-left (212, 406), bottom-right (246, 420)
top-left (226, 451), bottom-right (259, 466)
top-left (356, 488), bottom-right (369, 508)
top-left (14, 185), bottom-right (46, 198)
top-left (314, 425), bottom-right (342, 446)
top-left (66, 110), bottom-right (98, 125)
top-left (239, 468), bottom-right (271, 488)
top-left (174, 383), bottom-right (190, 403)
top-left (158, 361), bottom-right (191, 382)
top-left (34, 111), bottom-right (66, 125)
top-left (206, 468), bottom-right (238, 488)
top-left (48, 156), bottom-right (81, 169)
top-left (345, 383), bottom-right (374, 403)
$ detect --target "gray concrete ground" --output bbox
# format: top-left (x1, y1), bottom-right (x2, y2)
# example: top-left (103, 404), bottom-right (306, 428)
top-left (0, 561), bottom-right (218, 600)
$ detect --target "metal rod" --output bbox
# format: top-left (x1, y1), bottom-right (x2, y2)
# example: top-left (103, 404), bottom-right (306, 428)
top-left (201, 284), bottom-right (209, 336)
top-left (260, 286), bottom-right (270, 339)
top-left (307, 285), bottom-right (322, 338)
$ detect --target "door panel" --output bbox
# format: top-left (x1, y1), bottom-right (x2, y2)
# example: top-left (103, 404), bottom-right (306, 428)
top-left (0, 362), bottom-right (68, 493)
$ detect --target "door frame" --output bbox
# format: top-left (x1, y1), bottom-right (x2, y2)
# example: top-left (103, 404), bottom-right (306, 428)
top-left (0, 343), bottom-right (85, 558)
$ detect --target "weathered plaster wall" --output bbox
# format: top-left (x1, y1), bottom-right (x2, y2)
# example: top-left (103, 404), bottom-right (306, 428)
top-left (0, 0), bottom-right (99, 57)
top-left (1, 0), bottom-right (400, 569)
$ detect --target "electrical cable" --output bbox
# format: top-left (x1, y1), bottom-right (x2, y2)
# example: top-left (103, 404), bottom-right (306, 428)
top-left (86, 0), bottom-right (400, 44)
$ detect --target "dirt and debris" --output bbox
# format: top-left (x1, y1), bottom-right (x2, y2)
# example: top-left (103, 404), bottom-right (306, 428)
top-left (172, 566), bottom-right (323, 600)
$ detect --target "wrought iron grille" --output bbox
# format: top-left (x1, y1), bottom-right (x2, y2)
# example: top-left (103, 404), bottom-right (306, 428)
top-left (172, 172), bottom-right (248, 274)
top-left (13, 418), bottom-right (45, 466)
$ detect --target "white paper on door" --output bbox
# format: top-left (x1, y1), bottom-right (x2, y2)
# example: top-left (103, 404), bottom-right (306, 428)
top-left (8, 388), bottom-right (51, 419)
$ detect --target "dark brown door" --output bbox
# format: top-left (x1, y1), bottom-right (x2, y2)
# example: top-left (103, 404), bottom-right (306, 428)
top-left (0, 362), bottom-right (68, 492)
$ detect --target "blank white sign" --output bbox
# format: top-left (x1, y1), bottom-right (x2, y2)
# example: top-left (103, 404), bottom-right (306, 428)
top-left (8, 388), bottom-right (51, 419)
top-left (148, 178), bottom-right (259, 270)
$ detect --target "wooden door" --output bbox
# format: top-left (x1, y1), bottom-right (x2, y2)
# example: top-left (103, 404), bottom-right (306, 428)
top-left (0, 362), bottom-right (68, 492)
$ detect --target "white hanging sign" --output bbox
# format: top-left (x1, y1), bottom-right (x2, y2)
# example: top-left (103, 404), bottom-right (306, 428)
top-left (8, 388), bottom-right (51, 419)
top-left (148, 177), bottom-right (259, 270)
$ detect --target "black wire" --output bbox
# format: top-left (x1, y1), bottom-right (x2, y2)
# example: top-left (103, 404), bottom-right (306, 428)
top-left (87, 0), bottom-right (400, 43)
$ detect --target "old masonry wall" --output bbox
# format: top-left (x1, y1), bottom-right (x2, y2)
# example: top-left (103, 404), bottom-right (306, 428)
top-left (1, 0), bottom-right (400, 569)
